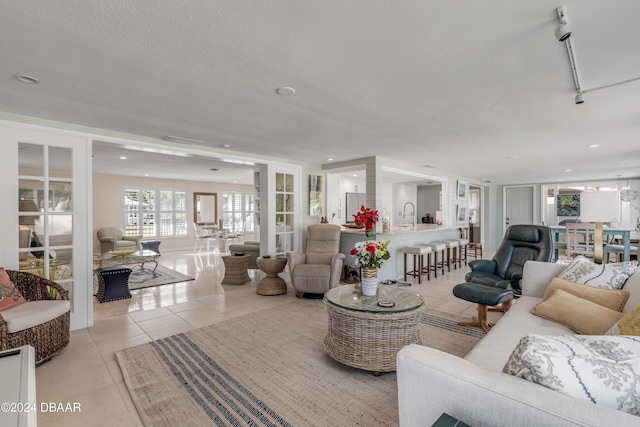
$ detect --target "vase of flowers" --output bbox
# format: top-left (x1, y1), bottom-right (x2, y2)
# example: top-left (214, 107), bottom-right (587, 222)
top-left (353, 205), bottom-right (379, 239)
top-left (361, 267), bottom-right (378, 296)
top-left (350, 239), bottom-right (391, 296)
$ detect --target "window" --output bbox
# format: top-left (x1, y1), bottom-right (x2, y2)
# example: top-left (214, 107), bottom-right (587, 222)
top-left (124, 188), bottom-right (187, 238)
top-left (222, 192), bottom-right (254, 233)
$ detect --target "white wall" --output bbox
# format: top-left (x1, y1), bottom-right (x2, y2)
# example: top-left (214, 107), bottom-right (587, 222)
top-left (93, 173), bottom-right (254, 253)
top-left (417, 185), bottom-right (441, 222)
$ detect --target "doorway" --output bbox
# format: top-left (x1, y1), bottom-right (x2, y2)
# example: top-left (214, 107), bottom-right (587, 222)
top-left (504, 186), bottom-right (535, 233)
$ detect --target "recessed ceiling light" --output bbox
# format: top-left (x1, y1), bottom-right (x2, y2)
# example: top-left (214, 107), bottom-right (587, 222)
top-left (327, 158), bottom-right (334, 161)
top-left (588, 144), bottom-right (599, 148)
top-left (564, 169), bottom-right (572, 172)
top-left (221, 144), bottom-right (231, 148)
top-left (423, 164), bottom-right (437, 168)
top-left (144, 174), bottom-right (149, 177)
top-left (120, 156), bottom-right (127, 160)
top-left (210, 168), bottom-right (219, 171)
top-left (233, 180), bottom-right (238, 183)
top-left (353, 174), bottom-right (358, 177)
top-left (13, 74), bottom-right (40, 84)
top-left (276, 86), bottom-right (296, 96)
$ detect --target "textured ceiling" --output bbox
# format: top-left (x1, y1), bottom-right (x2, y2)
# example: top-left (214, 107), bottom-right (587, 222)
top-left (2, 1), bottom-right (639, 184)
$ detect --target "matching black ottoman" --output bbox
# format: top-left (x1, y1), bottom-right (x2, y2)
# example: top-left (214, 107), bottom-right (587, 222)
top-left (453, 282), bottom-right (514, 332)
top-left (141, 240), bottom-right (161, 255)
top-left (95, 265), bottom-right (132, 303)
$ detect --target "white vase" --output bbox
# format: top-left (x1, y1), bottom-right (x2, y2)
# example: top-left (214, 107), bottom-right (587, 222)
top-left (361, 268), bottom-right (378, 296)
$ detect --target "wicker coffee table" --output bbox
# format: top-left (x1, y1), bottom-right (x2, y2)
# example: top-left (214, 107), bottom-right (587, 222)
top-left (323, 284), bottom-right (424, 375)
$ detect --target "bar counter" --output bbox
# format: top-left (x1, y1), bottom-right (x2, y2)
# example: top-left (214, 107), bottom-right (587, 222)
top-left (339, 224), bottom-right (460, 281)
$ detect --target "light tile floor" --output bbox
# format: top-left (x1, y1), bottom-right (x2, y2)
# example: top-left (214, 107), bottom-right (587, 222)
top-left (35, 249), bottom-right (500, 426)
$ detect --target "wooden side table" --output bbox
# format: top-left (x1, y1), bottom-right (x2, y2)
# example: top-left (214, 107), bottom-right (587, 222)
top-left (221, 254), bottom-right (251, 285)
top-left (256, 257), bottom-right (288, 295)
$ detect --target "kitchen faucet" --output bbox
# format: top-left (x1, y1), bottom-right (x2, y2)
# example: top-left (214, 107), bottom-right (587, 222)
top-left (402, 202), bottom-right (416, 226)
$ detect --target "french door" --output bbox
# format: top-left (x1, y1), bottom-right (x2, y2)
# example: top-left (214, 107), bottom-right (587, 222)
top-left (2, 125), bottom-right (92, 330)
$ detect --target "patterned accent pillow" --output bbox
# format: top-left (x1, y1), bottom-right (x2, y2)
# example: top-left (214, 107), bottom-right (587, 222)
top-left (503, 334), bottom-right (640, 416)
top-left (559, 256), bottom-right (638, 289)
top-left (606, 304), bottom-right (640, 336)
top-left (0, 267), bottom-right (27, 311)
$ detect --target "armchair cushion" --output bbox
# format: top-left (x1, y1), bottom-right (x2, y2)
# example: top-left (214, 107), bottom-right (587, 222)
top-left (467, 259), bottom-right (498, 274)
top-left (1, 300), bottom-right (71, 333)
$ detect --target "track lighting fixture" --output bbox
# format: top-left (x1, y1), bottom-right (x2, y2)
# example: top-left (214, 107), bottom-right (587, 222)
top-left (575, 91), bottom-right (584, 104)
top-left (555, 7), bottom-right (572, 41)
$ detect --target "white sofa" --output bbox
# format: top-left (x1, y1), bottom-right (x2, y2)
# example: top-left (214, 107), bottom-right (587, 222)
top-left (397, 260), bottom-right (640, 427)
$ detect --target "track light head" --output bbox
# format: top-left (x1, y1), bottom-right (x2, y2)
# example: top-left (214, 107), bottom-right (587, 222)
top-left (555, 7), bottom-right (572, 41)
top-left (555, 21), bottom-right (572, 41)
top-left (575, 92), bottom-right (584, 104)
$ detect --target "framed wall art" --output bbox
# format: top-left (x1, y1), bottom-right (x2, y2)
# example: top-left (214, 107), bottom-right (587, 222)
top-left (309, 175), bottom-right (322, 217)
top-left (457, 180), bottom-right (468, 200)
top-left (456, 204), bottom-right (468, 225)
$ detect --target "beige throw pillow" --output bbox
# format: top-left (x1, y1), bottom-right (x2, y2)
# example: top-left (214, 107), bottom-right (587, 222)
top-left (530, 289), bottom-right (624, 334)
top-left (542, 277), bottom-right (630, 312)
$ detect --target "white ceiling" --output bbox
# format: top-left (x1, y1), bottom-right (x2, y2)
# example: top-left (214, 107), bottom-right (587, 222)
top-left (2, 1), bottom-right (640, 185)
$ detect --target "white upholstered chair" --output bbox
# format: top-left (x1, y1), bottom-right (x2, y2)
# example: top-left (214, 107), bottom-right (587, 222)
top-left (96, 227), bottom-right (142, 253)
top-left (286, 224), bottom-right (345, 297)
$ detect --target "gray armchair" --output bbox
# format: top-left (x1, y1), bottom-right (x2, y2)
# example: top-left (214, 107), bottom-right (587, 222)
top-left (286, 224), bottom-right (345, 297)
top-left (228, 241), bottom-right (260, 268)
top-left (97, 227), bottom-right (142, 253)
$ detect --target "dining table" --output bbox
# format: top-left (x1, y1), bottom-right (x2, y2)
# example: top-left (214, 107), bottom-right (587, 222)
top-left (550, 225), bottom-right (636, 262)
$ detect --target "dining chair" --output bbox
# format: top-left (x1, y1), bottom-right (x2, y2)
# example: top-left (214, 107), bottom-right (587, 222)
top-left (565, 222), bottom-right (604, 264)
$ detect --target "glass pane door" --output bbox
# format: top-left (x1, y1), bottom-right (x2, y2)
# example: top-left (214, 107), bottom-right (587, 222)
top-left (275, 172), bottom-right (294, 256)
top-left (18, 143), bottom-right (74, 299)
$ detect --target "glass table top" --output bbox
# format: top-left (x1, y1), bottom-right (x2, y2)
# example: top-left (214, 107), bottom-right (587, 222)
top-left (324, 284), bottom-right (424, 314)
top-left (93, 249), bottom-right (158, 262)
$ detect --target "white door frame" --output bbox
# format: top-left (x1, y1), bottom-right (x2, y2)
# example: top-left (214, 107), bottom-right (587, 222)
top-left (0, 123), bottom-right (92, 330)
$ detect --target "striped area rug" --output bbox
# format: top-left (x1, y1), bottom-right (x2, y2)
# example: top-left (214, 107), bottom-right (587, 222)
top-left (116, 300), bottom-right (483, 426)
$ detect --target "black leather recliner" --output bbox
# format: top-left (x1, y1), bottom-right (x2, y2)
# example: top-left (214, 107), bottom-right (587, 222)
top-left (465, 224), bottom-right (553, 293)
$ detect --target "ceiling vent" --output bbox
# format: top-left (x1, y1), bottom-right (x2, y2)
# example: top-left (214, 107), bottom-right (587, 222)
top-left (162, 136), bottom-right (203, 145)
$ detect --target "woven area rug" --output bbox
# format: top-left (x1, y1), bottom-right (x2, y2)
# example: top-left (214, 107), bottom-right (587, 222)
top-left (127, 264), bottom-right (194, 290)
top-left (116, 299), bottom-right (483, 427)
top-left (93, 264), bottom-right (194, 291)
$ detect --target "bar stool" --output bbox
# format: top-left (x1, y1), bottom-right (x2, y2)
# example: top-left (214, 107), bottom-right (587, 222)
top-left (432, 240), bottom-right (458, 272)
top-left (468, 241), bottom-right (483, 260)
top-left (402, 246), bottom-right (432, 284)
top-left (456, 227), bottom-right (471, 267)
top-left (424, 242), bottom-right (446, 277)
top-left (444, 236), bottom-right (468, 269)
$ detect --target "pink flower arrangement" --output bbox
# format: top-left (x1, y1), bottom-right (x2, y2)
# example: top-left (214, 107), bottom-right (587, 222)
top-left (353, 205), bottom-right (379, 232)
top-left (350, 240), bottom-right (391, 269)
